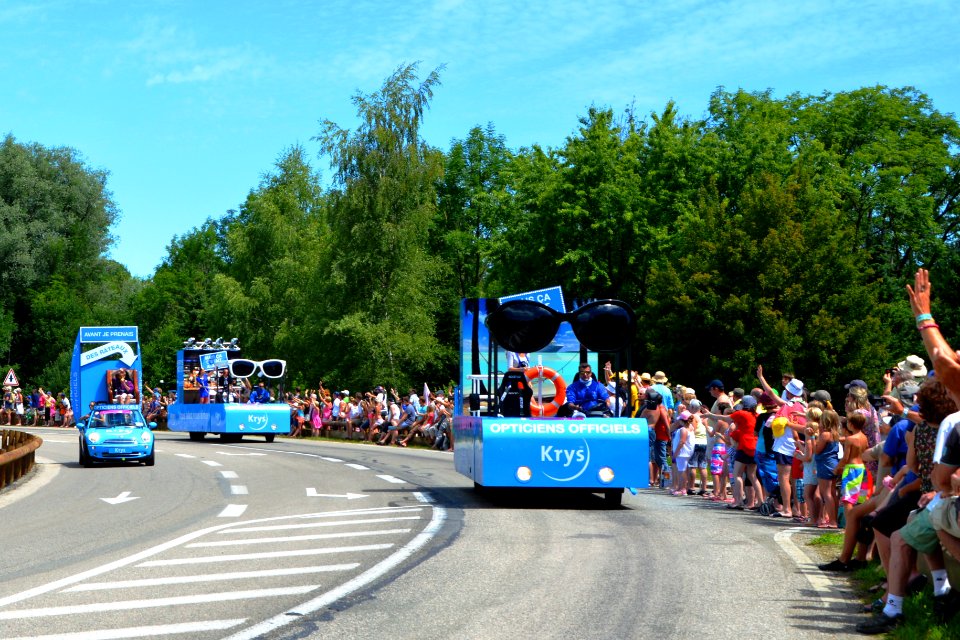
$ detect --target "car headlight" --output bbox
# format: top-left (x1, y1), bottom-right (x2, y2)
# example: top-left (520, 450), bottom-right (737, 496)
top-left (87, 432), bottom-right (101, 444)
top-left (140, 431), bottom-right (153, 443)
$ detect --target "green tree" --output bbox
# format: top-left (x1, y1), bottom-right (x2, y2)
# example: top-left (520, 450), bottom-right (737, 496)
top-left (313, 63), bottom-right (447, 389)
top-left (204, 146), bottom-right (327, 384)
top-left (495, 107), bottom-right (650, 305)
top-left (0, 135), bottom-right (128, 386)
top-left (435, 123), bottom-right (514, 298)
top-left (131, 218), bottom-right (229, 386)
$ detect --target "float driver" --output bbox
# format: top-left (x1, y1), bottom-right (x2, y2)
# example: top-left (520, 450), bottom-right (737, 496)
top-left (557, 362), bottom-right (611, 418)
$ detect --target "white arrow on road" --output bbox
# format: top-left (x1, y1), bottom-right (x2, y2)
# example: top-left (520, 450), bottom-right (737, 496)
top-left (101, 491), bottom-right (140, 505)
top-left (305, 488), bottom-right (369, 499)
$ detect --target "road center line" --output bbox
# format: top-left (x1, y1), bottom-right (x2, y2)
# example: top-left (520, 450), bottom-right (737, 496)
top-left (202, 460), bottom-right (222, 467)
top-left (376, 474), bottom-right (406, 484)
top-left (218, 504), bottom-right (248, 518)
top-left (138, 543), bottom-right (394, 566)
top-left (230, 485), bottom-right (248, 495)
top-left (63, 565), bottom-right (359, 592)
top-left (218, 515), bottom-right (421, 534)
top-left (220, 470), bottom-right (239, 479)
top-left (187, 528), bottom-right (411, 547)
top-left (6, 618), bottom-right (247, 640)
top-left (0, 587), bottom-right (318, 620)
top-left (344, 463), bottom-right (368, 470)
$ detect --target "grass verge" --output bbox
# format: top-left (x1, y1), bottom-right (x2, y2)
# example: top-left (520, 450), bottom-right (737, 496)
top-left (806, 535), bottom-right (960, 638)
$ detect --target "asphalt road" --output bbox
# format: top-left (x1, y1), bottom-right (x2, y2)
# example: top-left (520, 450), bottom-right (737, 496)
top-left (0, 428), bottom-right (869, 639)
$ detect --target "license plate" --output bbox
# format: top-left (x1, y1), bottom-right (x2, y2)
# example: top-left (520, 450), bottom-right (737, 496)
top-left (111, 448), bottom-right (128, 454)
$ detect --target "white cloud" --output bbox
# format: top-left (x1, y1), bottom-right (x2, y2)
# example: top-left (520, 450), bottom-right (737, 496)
top-left (123, 17), bottom-right (271, 87)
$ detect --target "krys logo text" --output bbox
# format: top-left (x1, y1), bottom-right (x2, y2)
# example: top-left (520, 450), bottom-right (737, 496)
top-left (540, 441), bottom-right (590, 482)
top-left (245, 415), bottom-right (268, 430)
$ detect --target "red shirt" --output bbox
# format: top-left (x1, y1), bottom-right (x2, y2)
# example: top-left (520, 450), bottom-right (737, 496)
top-left (653, 408), bottom-right (670, 442)
top-left (728, 410), bottom-right (758, 456)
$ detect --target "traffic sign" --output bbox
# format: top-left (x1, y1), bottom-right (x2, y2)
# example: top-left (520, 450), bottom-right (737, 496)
top-left (3, 369), bottom-right (17, 387)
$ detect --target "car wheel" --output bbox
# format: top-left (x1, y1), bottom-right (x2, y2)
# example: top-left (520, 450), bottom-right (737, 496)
top-left (188, 432), bottom-right (205, 441)
top-left (81, 443), bottom-right (93, 468)
top-left (265, 434), bottom-right (275, 443)
top-left (144, 450), bottom-right (155, 466)
top-left (603, 489), bottom-right (622, 508)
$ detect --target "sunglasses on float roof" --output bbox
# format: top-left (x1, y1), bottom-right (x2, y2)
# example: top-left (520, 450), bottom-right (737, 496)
top-left (484, 299), bottom-right (636, 353)
top-left (227, 359), bottom-right (287, 379)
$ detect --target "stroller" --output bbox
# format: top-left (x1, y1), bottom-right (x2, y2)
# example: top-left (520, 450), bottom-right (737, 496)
top-left (755, 451), bottom-right (781, 515)
top-left (754, 415), bottom-right (782, 515)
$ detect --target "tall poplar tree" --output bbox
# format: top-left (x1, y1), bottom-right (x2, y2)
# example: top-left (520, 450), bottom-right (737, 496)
top-left (312, 63), bottom-right (448, 389)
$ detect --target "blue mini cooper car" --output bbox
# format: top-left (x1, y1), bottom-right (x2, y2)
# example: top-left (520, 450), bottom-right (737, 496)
top-left (78, 405), bottom-right (156, 467)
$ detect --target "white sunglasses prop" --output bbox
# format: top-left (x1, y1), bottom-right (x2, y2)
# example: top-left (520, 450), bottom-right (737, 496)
top-left (227, 359), bottom-right (286, 379)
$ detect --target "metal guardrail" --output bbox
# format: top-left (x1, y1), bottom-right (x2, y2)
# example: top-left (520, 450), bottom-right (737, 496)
top-left (0, 429), bottom-right (43, 490)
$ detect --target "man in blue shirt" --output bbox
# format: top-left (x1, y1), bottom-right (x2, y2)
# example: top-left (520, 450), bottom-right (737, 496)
top-left (558, 362), bottom-right (611, 417)
top-left (249, 381), bottom-right (271, 404)
top-left (651, 371), bottom-right (676, 418)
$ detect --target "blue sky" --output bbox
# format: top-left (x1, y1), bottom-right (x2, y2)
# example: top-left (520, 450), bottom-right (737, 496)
top-left (3, 0), bottom-right (959, 278)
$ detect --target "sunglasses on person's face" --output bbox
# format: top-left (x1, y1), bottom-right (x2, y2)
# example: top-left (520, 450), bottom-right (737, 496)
top-left (228, 359), bottom-right (286, 379)
top-left (485, 299), bottom-right (636, 353)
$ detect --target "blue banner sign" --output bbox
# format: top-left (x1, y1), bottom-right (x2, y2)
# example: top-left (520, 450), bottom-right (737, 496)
top-left (199, 350), bottom-right (229, 371)
top-left (454, 416), bottom-right (649, 488)
top-left (499, 286), bottom-right (566, 313)
top-left (80, 326), bottom-right (139, 343)
top-left (167, 403), bottom-right (291, 435)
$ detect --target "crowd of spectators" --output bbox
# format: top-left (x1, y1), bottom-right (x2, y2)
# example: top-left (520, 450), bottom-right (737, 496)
top-left (1, 386), bottom-right (73, 427)
top-left (283, 382), bottom-right (453, 450)
top-left (624, 269), bottom-right (959, 635)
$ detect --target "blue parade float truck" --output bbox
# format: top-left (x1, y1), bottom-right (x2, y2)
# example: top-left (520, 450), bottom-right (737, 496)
top-left (166, 341), bottom-right (291, 442)
top-left (70, 326), bottom-right (156, 467)
top-left (453, 287), bottom-right (650, 506)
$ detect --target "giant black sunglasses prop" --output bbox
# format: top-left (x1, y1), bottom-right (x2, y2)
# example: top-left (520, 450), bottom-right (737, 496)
top-left (484, 299), bottom-right (637, 354)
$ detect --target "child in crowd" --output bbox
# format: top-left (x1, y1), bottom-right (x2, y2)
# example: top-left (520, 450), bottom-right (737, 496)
top-left (791, 452), bottom-right (806, 522)
top-left (838, 412), bottom-right (871, 518)
top-left (671, 411), bottom-right (695, 496)
top-left (706, 418), bottom-right (729, 502)
top-left (798, 406), bottom-right (822, 526)
top-left (815, 408), bottom-right (842, 527)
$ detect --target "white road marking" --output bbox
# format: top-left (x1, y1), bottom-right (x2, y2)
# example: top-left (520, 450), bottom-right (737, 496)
top-left (218, 504), bottom-right (248, 518)
top-left (63, 565), bottom-right (359, 592)
top-left (5, 618), bottom-right (247, 640)
top-left (305, 488), bottom-right (368, 499)
top-left (216, 452), bottom-right (267, 457)
top-left (220, 470), bottom-right (239, 479)
top-left (187, 528), bottom-right (411, 547)
top-left (0, 586), bottom-right (318, 620)
top-left (344, 463), bottom-right (368, 470)
top-left (222, 513), bottom-right (422, 533)
top-left (0, 509), bottom-right (404, 608)
top-left (174, 453), bottom-right (196, 459)
top-left (320, 456), bottom-right (343, 462)
top-left (222, 496), bottom-right (445, 640)
top-left (376, 474), bottom-right (406, 484)
top-left (101, 492), bottom-right (139, 505)
top-left (202, 460), bottom-right (222, 467)
top-left (775, 527), bottom-right (851, 606)
top-left (138, 543), bottom-right (394, 566)
top-left (230, 485), bottom-right (248, 495)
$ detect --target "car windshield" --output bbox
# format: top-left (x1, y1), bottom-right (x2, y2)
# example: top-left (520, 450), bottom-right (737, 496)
top-left (88, 410), bottom-right (142, 428)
